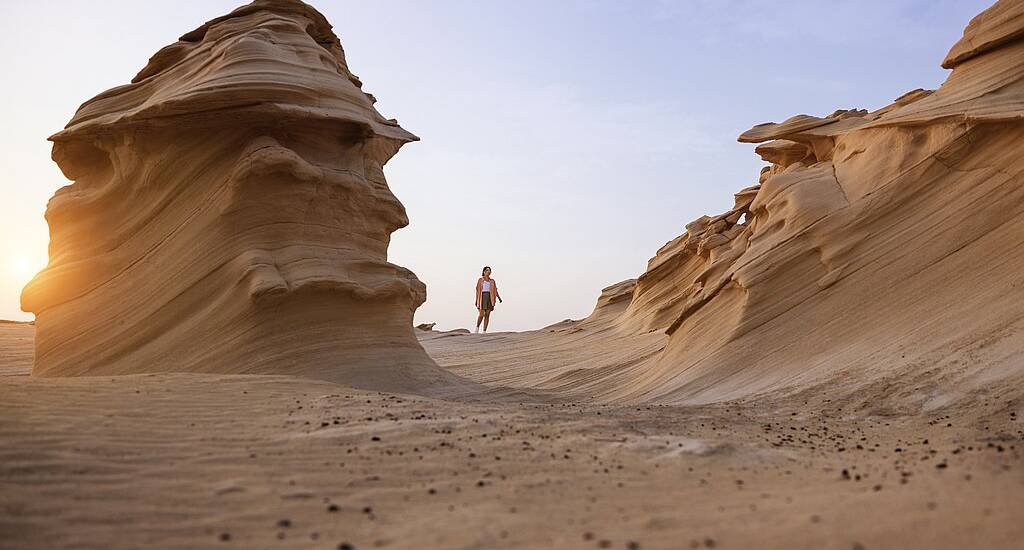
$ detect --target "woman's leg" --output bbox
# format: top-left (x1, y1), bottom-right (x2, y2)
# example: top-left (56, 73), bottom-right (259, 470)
top-left (483, 310), bottom-right (491, 332)
top-left (476, 309), bottom-right (485, 330)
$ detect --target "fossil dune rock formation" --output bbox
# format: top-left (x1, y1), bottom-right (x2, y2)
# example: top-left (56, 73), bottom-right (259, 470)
top-left (17, 0), bottom-right (1024, 409)
top-left (423, 0), bottom-right (1024, 408)
top-left (21, 0), bottom-right (469, 394)
top-left (4, 4), bottom-right (1023, 547)
top-left (596, 0), bottom-right (1024, 403)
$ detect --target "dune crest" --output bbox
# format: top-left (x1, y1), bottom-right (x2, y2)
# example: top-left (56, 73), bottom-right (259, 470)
top-left (20, 0), bottom-right (465, 393)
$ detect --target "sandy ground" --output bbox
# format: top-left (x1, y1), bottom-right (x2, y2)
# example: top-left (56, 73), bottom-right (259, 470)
top-left (2, 322), bottom-right (1022, 550)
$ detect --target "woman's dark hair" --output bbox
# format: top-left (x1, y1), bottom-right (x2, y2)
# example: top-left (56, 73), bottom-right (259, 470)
top-left (482, 266), bottom-right (491, 276)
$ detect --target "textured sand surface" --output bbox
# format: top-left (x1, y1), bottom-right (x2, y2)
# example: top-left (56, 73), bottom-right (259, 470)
top-left (2, 324), bottom-right (1022, 550)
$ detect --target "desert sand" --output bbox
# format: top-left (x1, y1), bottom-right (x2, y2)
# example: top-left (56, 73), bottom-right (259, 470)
top-left (3, 0), bottom-right (1024, 548)
top-left (3, 323), bottom-right (1022, 549)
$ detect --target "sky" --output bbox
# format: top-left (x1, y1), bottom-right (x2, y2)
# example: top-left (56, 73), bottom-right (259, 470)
top-left (0, 0), bottom-right (991, 330)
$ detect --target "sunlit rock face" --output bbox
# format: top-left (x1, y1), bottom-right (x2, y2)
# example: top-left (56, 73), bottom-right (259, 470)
top-left (22, 0), bottom-right (462, 393)
top-left (583, 0), bottom-right (1024, 404)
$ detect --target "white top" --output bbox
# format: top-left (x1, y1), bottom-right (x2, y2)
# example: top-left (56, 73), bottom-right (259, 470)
top-left (481, 280), bottom-right (492, 292)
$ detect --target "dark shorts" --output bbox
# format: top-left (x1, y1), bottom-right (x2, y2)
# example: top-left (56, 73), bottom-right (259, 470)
top-left (480, 292), bottom-right (493, 311)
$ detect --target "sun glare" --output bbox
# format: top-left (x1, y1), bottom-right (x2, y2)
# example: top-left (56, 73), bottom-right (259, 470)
top-left (9, 256), bottom-right (43, 285)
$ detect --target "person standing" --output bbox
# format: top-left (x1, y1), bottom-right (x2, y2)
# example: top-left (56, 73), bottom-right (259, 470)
top-left (475, 266), bottom-right (501, 333)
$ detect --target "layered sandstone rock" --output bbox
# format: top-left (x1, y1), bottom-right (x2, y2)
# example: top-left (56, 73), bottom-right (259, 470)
top-left (578, 0), bottom-right (1024, 403)
top-left (21, 0), bottom-right (464, 393)
top-left (578, 279), bottom-right (637, 330)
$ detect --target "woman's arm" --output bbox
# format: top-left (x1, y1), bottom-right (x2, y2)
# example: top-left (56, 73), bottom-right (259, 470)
top-left (475, 278), bottom-right (482, 308)
top-left (492, 280), bottom-right (500, 302)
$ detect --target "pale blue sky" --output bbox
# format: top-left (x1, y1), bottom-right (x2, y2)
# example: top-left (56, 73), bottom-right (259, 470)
top-left (0, 1), bottom-right (990, 330)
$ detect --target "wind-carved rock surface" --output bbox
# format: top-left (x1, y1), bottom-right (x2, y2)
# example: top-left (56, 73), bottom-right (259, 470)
top-left (22, 0), bottom-right (469, 394)
top-left (417, 0), bottom-right (1024, 407)
top-left (570, 0), bottom-right (1024, 404)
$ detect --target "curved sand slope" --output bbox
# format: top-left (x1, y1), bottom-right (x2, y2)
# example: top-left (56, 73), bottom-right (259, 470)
top-left (422, 0), bottom-right (1024, 408)
top-left (20, 0), bottom-right (473, 396)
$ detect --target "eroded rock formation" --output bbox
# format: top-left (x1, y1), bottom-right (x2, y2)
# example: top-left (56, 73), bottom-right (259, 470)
top-left (21, 0), bottom-right (464, 393)
top-left (583, 0), bottom-right (1024, 403)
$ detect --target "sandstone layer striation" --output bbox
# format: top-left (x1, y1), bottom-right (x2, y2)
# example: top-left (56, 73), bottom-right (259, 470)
top-left (594, 0), bottom-right (1024, 403)
top-left (21, 0), bottom-right (465, 394)
top-left (422, 0), bottom-right (1024, 408)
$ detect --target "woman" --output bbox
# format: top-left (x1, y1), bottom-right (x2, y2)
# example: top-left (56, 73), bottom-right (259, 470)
top-left (475, 266), bottom-right (501, 333)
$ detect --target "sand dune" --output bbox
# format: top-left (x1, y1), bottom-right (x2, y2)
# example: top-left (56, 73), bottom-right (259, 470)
top-left (19, 0), bottom-right (469, 395)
